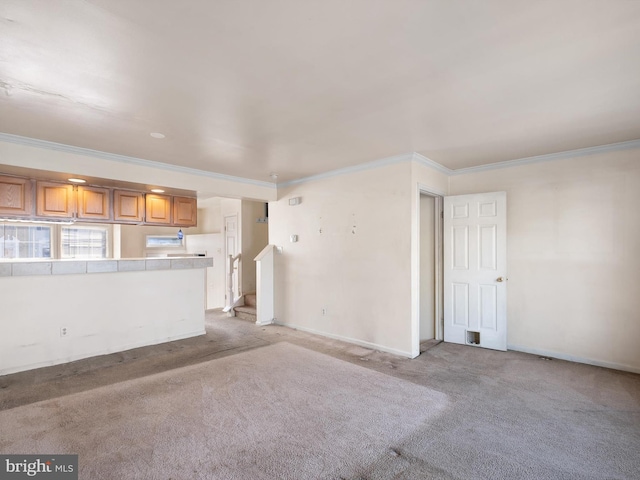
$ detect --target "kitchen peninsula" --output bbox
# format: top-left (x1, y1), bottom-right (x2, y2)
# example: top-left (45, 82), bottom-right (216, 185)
top-left (0, 256), bottom-right (212, 375)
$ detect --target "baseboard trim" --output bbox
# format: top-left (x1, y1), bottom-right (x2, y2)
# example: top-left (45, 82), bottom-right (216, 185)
top-left (273, 321), bottom-right (413, 358)
top-left (507, 344), bottom-right (640, 374)
top-left (255, 319), bottom-right (274, 326)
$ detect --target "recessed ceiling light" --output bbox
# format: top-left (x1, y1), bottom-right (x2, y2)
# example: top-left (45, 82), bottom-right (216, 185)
top-left (150, 189), bottom-right (165, 193)
top-left (150, 132), bottom-right (165, 139)
top-left (270, 173), bottom-right (278, 180)
top-left (68, 178), bottom-right (86, 184)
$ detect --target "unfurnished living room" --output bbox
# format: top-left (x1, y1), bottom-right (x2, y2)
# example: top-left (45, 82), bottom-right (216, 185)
top-left (0, 1), bottom-right (639, 479)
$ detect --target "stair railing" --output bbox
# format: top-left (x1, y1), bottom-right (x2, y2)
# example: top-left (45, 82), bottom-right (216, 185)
top-left (223, 253), bottom-right (242, 313)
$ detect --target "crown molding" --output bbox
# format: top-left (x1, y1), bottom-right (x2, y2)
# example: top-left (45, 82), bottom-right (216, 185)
top-left (449, 138), bottom-right (640, 176)
top-left (3, 132), bottom-right (638, 190)
top-left (0, 132), bottom-right (277, 189)
top-left (278, 136), bottom-right (640, 188)
top-left (411, 152), bottom-right (453, 175)
top-left (277, 152), bottom-right (415, 188)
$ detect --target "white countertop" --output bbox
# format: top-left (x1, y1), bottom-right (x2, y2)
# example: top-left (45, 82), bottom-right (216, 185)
top-left (0, 256), bottom-right (213, 277)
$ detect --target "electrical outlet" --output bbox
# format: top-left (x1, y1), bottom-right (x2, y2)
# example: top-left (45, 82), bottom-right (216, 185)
top-left (321, 308), bottom-right (327, 316)
top-left (60, 327), bottom-right (68, 337)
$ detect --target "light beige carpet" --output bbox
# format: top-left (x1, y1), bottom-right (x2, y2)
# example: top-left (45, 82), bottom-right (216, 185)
top-left (0, 342), bottom-right (448, 479)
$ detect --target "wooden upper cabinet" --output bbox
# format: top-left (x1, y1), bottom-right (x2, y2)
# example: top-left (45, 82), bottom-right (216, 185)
top-left (145, 194), bottom-right (172, 225)
top-left (36, 181), bottom-right (75, 218)
top-left (77, 186), bottom-right (111, 220)
top-left (0, 175), bottom-right (33, 216)
top-left (114, 190), bottom-right (144, 223)
top-left (0, 172), bottom-right (198, 226)
top-left (173, 196), bottom-right (197, 227)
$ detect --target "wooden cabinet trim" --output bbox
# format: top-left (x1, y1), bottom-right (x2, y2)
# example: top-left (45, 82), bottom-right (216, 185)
top-left (0, 175), bottom-right (33, 216)
top-left (36, 181), bottom-right (75, 218)
top-left (114, 190), bottom-right (145, 223)
top-left (1, 173), bottom-right (197, 227)
top-left (173, 196), bottom-right (197, 227)
top-left (77, 186), bottom-right (111, 221)
top-left (145, 193), bottom-right (172, 225)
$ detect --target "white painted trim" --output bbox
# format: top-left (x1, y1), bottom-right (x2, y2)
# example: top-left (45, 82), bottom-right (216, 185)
top-left (255, 319), bottom-right (274, 326)
top-left (278, 152), bottom-right (415, 187)
top-left (277, 137), bottom-right (640, 188)
top-left (4, 131), bottom-right (638, 191)
top-left (450, 139), bottom-right (640, 176)
top-left (255, 245), bottom-right (275, 326)
top-left (273, 321), bottom-right (414, 358)
top-left (416, 182), bottom-right (446, 198)
top-left (254, 243), bottom-right (274, 261)
top-left (411, 185), bottom-right (445, 358)
top-left (410, 186), bottom-right (421, 358)
top-left (507, 343), bottom-right (640, 375)
top-left (411, 152), bottom-right (453, 176)
top-left (0, 132), bottom-right (277, 189)
top-left (433, 195), bottom-right (444, 342)
top-left (5, 132), bottom-right (638, 191)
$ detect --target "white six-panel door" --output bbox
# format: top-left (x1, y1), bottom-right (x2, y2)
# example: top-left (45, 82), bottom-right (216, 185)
top-left (443, 192), bottom-right (507, 351)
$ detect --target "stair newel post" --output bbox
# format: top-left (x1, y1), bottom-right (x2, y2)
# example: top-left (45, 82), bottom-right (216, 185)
top-left (226, 254), bottom-right (234, 315)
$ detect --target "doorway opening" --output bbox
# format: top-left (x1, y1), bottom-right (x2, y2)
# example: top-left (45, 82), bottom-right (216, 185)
top-left (418, 190), bottom-right (444, 355)
top-left (224, 213), bottom-right (240, 310)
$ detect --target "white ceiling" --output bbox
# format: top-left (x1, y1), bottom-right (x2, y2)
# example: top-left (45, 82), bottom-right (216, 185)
top-left (1, 0), bottom-right (639, 184)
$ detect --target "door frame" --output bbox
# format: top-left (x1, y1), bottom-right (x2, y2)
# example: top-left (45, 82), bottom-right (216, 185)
top-left (411, 183), bottom-right (445, 358)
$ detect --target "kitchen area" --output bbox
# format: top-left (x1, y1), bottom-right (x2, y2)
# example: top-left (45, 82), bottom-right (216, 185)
top-left (0, 167), bottom-right (219, 376)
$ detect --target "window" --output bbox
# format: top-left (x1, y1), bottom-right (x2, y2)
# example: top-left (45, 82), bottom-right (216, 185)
top-left (0, 222), bottom-right (111, 260)
top-left (0, 224), bottom-right (52, 259)
top-left (61, 226), bottom-right (108, 259)
top-left (146, 235), bottom-right (183, 248)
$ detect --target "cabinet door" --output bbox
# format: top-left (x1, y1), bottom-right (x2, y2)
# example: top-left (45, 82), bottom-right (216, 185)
top-left (77, 186), bottom-right (111, 220)
top-left (145, 194), bottom-right (172, 224)
top-left (0, 175), bottom-right (33, 216)
top-left (114, 190), bottom-right (144, 223)
top-left (36, 181), bottom-right (75, 218)
top-left (173, 196), bottom-right (197, 227)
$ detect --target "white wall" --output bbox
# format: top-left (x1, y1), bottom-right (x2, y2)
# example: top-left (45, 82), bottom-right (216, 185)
top-left (120, 224), bottom-right (194, 258)
top-left (449, 148), bottom-right (640, 372)
top-left (0, 268), bottom-right (206, 375)
top-left (271, 162), bottom-right (415, 356)
top-left (195, 197), bottom-right (223, 234)
top-left (221, 198), bottom-right (241, 219)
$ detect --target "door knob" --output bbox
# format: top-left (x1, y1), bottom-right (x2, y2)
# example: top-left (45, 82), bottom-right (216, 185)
top-left (497, 277), bottom-right (505, 282)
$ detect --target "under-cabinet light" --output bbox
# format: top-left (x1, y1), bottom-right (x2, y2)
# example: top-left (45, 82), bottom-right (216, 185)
top-left (0, 218), bottom-right (75, 225)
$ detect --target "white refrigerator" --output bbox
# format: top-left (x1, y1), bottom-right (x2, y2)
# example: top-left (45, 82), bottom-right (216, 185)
top-left (185, 233), bottom-right (225, 310)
